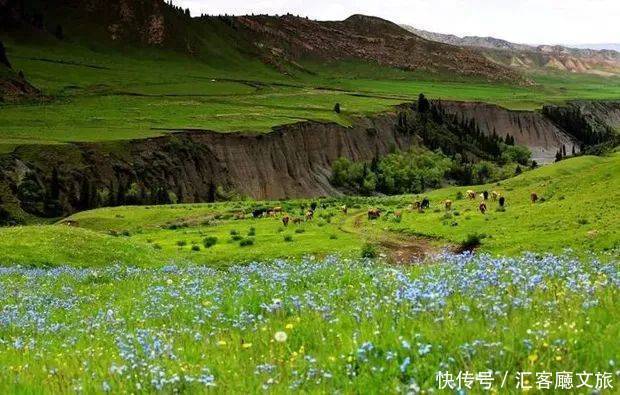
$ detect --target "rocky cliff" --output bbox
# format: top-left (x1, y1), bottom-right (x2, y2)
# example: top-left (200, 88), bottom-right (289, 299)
top-left (437, 101), bottom-right (580, 163)
top-left (1, 100), bottom-right (618, 222)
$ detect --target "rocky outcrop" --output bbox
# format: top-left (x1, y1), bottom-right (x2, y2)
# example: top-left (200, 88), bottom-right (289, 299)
top-left (1, 100), bottom-right (617, 221)
top-left (437, 101), bottom-right (580, 163)
top-left (0, 112), bottom-right (416, 219)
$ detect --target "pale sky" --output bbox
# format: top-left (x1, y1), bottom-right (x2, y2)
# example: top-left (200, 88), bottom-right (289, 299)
top-left (173, 0), bottom-right (619, 46)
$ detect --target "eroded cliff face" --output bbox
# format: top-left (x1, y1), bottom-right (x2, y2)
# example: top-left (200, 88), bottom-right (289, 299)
top-left (0, 112), bottom-right (416, 220)
top-left (0, 100), bottom-right (617, 222)
top-left (438, 101), bottom-right (580, 163)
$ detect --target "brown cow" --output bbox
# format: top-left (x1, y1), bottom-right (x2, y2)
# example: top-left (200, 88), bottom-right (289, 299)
top-left (479, 202), bottom-right (487, 214)
top-left (341, 205), bottom-right (348, 215)
top-left (491, 191), bottom-right (500, 201)
top-left (531, 193), bottom-right (538, 203)
top-left (292, 217), bottom-right (303, 225)
top-left (466, 190), bottom-right (476, 200)
top-left (282, 216), bottom-right (290, 227)
top-left (305, 210), bottom-right (314, 221)
top-left (273, 206), bottom-right (283, 214)
top-left (394, 210), bottom-right (402, 219)
top-left (444, 200), bottom-right (452, 210)
top-left (368, 208), bottom-right (381, 220)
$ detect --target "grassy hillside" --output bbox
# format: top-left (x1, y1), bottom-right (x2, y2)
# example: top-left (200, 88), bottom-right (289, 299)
top-left (1, 154), bottom-right (617, 267)
top-left (1, 36), bottom-right (619, 154)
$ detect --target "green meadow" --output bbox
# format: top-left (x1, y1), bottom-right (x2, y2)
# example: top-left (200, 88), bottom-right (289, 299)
top-left (1, 153), bottom-right (617, 268)
top-left (1, 38), bottom-right (620, 154)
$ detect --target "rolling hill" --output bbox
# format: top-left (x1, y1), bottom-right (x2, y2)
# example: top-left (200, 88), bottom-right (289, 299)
top-left (402, 25), bottom-right (620, 76)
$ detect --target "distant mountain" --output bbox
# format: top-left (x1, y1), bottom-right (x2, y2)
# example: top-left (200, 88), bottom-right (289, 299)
top-left (571, 44), bottom-right (620, 52)
top-left (402, 25), bottom-right (620, 76)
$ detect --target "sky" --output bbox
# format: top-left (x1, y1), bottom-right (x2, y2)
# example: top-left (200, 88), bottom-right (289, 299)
top-left (173, 0), bottom-right (619, 46)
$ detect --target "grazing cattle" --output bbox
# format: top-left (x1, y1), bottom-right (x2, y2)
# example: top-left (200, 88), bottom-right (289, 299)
top-left (444, 200), bottom-right (452, 210)
top-left (394, 210), bottom-right (402, 219)
top-left (282, 216), bottom-right (290, 227)
top-left (483, 191), bottom-right (489, 200)
top-left (252, 208), bottom-right (267, 218)
top-left (267, 210), bottom-right (277, 217)
top-left (499, 196), bottom-right (505, 207)
top-left (413, 201), bottom-right (421, 210)
top-left (367, 208), bottom-right (381, 220)
top-left (531, 192), bottom-right (538, 203)
top-left (479, 202), bottom-right (487, 214)
top-left (341, 205), bottom-right (348, 214)
top-left (491, 191), bottom-right (500, 201)
top-left (421, 198), bottom-right (430, 209)
top-left (466, 190), bottom-right (476, 199)
top-left (292, 217), bottom-right (303, 225)
top-left (234, 212), bottom-right (246, 220)
top-left (305, 210), bottom-right (314, 221)
top-left (273, 206), bottom-right (283, 214)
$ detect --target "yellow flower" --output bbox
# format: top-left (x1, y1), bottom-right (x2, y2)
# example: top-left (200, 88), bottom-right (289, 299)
top-left (528, 354), bottom-right (538, 363)
top-left (166, 279), bottom-right (173, 285)
top-left (286, 323), bottom-right (294, 330)
top-left (329, 356), bottom-right (336, 362)
top-left (201, 300), bottom-right (211, 306)
top-left (242, 343), bottom-right (253, 349)
top-left (274, 331), bottom-right (288, 343)
top-left (555, 355), bottom-right (562, 361)
top-left (217, 340), bottom-right (227, 346)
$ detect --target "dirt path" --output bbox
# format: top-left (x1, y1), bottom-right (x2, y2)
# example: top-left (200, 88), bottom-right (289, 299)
top-left (339, 211), bottom-right (448, 265)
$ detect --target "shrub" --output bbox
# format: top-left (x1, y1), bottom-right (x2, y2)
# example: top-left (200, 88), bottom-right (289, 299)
top-left (152, 243), bottom-right (162, 250)
top-left (191, 245), bottom-right (200, 252)
top-left (283, 235), bottom-right (293, 242)
top-left (295, 228), bottom-right (305, 234)
top-left (203, 236), bottom-right (218, 248)
top-left (239, 238), bottom-right (254, 247)
top-left (176, 240), bottom-right (187, 246)
top-left (230, 229), bottom-right (239, 236)
top-left (248, 227), bottom-right (256, 236)
top-left (460, 233), bottom-right (485, 251)
top-left (329, 234), bottom-right (338, 240)
top-left (361, 243), bottom-right (378, 259)
top-left (456, 191), bottom-right (464, 200)
top-left (230, 234), bottom-right (243, 241)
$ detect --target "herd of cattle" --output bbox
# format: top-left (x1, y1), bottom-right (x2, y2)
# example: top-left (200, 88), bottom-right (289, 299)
top-left (241, 189), bottom-right (540, 224)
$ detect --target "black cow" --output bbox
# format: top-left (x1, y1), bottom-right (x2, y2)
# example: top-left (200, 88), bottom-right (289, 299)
top-left (499, 196), bottom-right (505, 207)
top-left (252, 208), bottom-right (267, 218)
top-left (421, 198), bottom-right (430, 209)
top-left (483, 191), bottom-right (489, 200)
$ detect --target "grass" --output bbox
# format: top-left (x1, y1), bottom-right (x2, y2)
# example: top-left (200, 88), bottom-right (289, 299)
top-left (1, 38), bottom-right (619, 153)
top-left (1, 153), bottom-right (617, 268)
top-left (355, 153), bottom-right (620, 255)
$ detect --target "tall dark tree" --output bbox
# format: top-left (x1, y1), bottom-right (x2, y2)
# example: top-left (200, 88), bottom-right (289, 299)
top-left (417, 93), bottom-right (430, 113)
top-left (0, 41), bottom-right (10, 68)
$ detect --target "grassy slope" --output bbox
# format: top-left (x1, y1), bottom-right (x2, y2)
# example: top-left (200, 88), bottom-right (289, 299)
top-left (1, 37), bottom-right (619, 153)
top-left (356, 153), bottom-right (620, 255)
top-left (1, 154), bottom-right (617, 267)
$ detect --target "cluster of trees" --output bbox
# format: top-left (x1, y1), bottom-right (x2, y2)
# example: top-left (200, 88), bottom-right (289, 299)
top-left (331, 147), bottom-right (530, 196)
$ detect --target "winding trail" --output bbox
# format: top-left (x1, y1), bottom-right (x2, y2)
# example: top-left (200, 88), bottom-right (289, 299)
top-left (338, 210), bottom-right (449, 264)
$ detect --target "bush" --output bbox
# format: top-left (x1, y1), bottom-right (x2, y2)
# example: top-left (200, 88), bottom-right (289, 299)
top-left (176, 240), bottom-right (187, 247)
top-left (283, 235), bottom-right (293, 242)
top-left (329, 234), bottom-right (338, 240)
top-left (203, 236), bottom-right (218, 248)
top-left (230, 229), bottom-right (239, 236)
top-left (248, 227), bottom-right (256, 236)
top-left (460, 233), bottom-right (485, 251)
top-left (361, 243), bottom-right (378, 259)
top-left (295, 228), bottom-right (305, 234)
top-left (455, 191), bottom-right (464, 200)
top-left (239, 238), bottom-right (254, 247)
top-left (191, 245), bottom-right (200, 252)
top-left (231, 234), bottom-right (243, 241)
